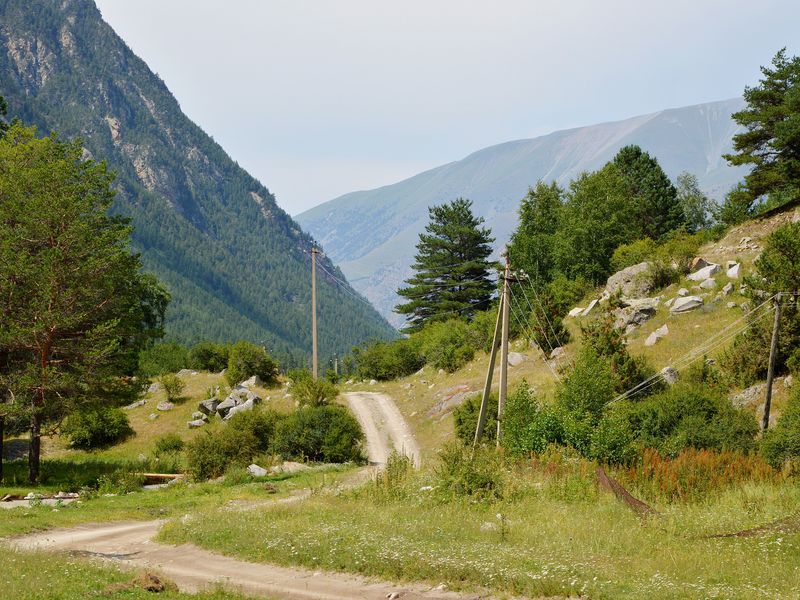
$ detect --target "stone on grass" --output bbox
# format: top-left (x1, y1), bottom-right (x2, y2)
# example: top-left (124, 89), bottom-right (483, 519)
top-left (240, 375), bottom-right (263, 388)
top-left (507, 352), bottom-right (526, 367)
top-left (156, 401), bottom-right (175, 411)
top-left (614, 304), bottom-right (656, 330)
top-left (224, 398), bottom-right (255, 420)
top-left (187, 419), bottom-right (206, 428)
top-left (149, 413), bottom-right (159, 420)
top-left (664, 298), bottom-right (674, 308)
top-left (727, 301), bottom-right (738, 309)
top-left (687, 263), bottom-right (721, 282)
top-left (215, 396), bottom-right (237, 417)
top-left (568, 307), bottom-right (584, 318)
top-left (176, 369), bottom-right (194, 376)
top-left (677, 288), bottom-right (689, 297)
top-left (699, 278), bottom-right (717, 289)
top-left (732, 383), bottom-right (766, 408)
top-left (147, 382), bottom-right (162, 394)
top-left (670, 296), bottom-right (704, 314)
top-left (549, 347), bottom-right (565, 359)
top-left (690, 257), bottom-right (712, 271)
top-left (605, 262), bottom-right (652, 297)
top-left (369, 379), bottom-right (378, 386)
top-left (191, 411), bottom-right (208, 421)
top-left (581, 299), bottom-right (599, 317)
top-left (198, 398), bottom-right (220, 415)
top-left (722, 282), bottom-right (734, 296)
top-left (727, 263), bottom-right (741, 279)
top-left (124, 399), bottom-right (147, 410)
top-left (247, 464), bottom-right (269, 477)
top-left (660, 367), bottom-right (679, 385)
top-left (644, 324), bottom-right (669, 347)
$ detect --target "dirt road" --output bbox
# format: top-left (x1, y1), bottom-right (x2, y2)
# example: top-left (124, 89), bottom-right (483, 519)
top-left (11, 520), bottom-right (473, 600)
top-left (344, 391), bottom-right (421, 468)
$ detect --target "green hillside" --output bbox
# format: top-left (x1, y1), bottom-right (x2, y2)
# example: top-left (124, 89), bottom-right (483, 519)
top-left (0, 0), bottom-right (396, 366)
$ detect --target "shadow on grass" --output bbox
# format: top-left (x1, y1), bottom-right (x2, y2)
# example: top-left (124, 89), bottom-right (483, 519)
top-left (1, 456), bottom-right (145, 490)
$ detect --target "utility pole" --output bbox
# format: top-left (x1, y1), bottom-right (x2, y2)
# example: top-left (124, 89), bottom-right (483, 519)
top-left (311, 245), bottom-right (319, 381)
top-left (496, 253), bottom-right (511, 447)
top-left (762, 293), bottom-right (783, 430)
top-left (472, 293), bottom-right (502, 452)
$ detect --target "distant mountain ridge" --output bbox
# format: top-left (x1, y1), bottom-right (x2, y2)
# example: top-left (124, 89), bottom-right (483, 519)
top-left (0, 0), bottom-right (395, 364)
top-left (297, 98), bottom-right (749, 327)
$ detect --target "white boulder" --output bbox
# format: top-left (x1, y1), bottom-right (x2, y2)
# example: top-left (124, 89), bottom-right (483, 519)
top-left (670, 296), bottom-right (704, 314)
top-left (727, 263), bottom-right (741, 279)
top-left (644, 324), bottom-right (669, 347)
top-left (687, 263), bottom-right (721, 282)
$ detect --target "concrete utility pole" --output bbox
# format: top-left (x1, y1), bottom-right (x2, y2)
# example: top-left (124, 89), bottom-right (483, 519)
top-left (762, 294), bottom-right (783, 430)
top-left (311, 246), bottom-right (319, 381)
top-left (496, 254), bottom-right (511, 447)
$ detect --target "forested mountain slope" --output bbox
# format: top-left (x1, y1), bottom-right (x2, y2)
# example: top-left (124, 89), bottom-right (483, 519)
top-left (0, 0), bottom-right (395, 364)
top-left (298, 98), bottom-right (748, 326)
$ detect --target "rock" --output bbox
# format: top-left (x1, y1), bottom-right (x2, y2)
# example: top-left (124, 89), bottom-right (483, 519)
top-left (369, 379), bottom-right (378, 386)
top-left (269, 461), bottom-right (309, 475)
top-left (732, 383), bottom-right (766, 408)
top-left (620, 297), bottom-right (660, 310)
top-left (722, 282), bottom-right (734, 296)
top-left (727, 263), bottom-right (741, 279)
top-left (549, 347), bottom-right (565, 359)
top-left (345, 379), bottom-right (354, 385)
top-left (507, 352), bottom-right (526, 367)
top-left (149, 413), bottom-right (159, 420)
top-left (568, 307), bottom-right (584, 318)
top-left (224, 398), bottom-right (255, 420)
top-left (247, 464), bottom-right (269, 477)
top-left (699, 278), bottom-right (717, 289)
top-left (664, 298), bottom-right (674, 308)
top-left (581, 299), bottom-right (599, 317)
top-left (726, 260), bottom-right (738, 269)
top-left (614, 304), bottom-right (656, 330)
top-left (687, 263), bottom-right (721, 282)
top-left (414, 367), bottom-right (425, 376)
top-left (691, 285), bottom-right (703, 293)
top-left (147, 382), bottom-right (162, 394)
top-left (240, 375), bottom-right (263, 388)
top-left (677, 288), bottom-right (689, 297)
top-left (216, 396), bottom-right (237, 417)
top-left (438, 369), bottom-right (445, 376)
top-left (187, 419), bottom-right (206, 428)
top-left (123, 399), bottom-right (147, 410)
top-left (198, 398), bottom-right (220, 415)
top-left (644, 324), bottom-right (669, 347)
top-left (727, 301), bottom-right (738, 309)
top-left (176, 369), bottom-right (193, 376)
top-left (156, 401), bottom-right (174, 411)
top-left (690, 257), bottom-right (712, 271)
top-left (785, 375), bottom-right (794, 389)
top-left (661, 367), bottom-right (679, 385)
top-left (605, 262), bottom-right (653, 297)
top-left (191, 411), bottom-right (208, 421)
top-left (670, 296), bottom-right (704, 314)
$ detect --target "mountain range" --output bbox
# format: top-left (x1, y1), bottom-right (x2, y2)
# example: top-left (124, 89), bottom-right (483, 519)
top-left (0, 0), bottom-right (395, 365)
top-left (297, 97), bottom-right (750, 327)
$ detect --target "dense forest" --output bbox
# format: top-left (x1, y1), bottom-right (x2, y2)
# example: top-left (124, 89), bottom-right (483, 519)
top-left (0, 0), bottom-right (396, 367)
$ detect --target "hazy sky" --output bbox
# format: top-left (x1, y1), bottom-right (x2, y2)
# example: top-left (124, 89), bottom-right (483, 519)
top-left (94, 0), bottom-right (799, 215)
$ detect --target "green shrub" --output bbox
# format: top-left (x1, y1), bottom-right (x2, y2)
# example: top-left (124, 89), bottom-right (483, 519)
top-left (62, 407), bottom-right (134, 450)
top-left (272, 405), bottom-right (364, 463)
top-left (453, 392), bottom-right (497, 445)
top-left (226, 340), bottom-right (279, 387)
top-left (97, 470), bottom-right (146, 495)
top-left (416, 319), bottom-right (475, 373)
top-left (435, 442), bottom-right (506, 501)
top-left (761, 387), bottom-right (800, 469)
top-left (153, 432), bottom-right (184, 456)
top-left (159, 373), bottom-right (186, 402)
top-left (137, 342), bottom-right (189, 377)
top-left (289, 370), bottom-right (339, 407)
top-left (188, 341), bottom-right (229, 372)
top-left (502, 382), bottom-right (563, 456)
top-left (611, 238), bottom-right (657, 272)
top-left (355, 338), bottom-right (424, 381)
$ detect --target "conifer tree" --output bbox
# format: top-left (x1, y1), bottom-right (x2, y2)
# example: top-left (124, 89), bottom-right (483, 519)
top-left (395, 198), bottom-right (495, 333)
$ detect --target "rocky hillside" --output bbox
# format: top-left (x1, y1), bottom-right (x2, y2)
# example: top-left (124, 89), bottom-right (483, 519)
top-left (297, 98), bottom-right (748, 327)
top-left (0, 0), bottom-right (395, 364)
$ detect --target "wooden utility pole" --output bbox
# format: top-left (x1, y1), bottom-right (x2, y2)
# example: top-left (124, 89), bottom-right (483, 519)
top-left (762, 294), bottom-right (783, 430)
top-left (496, 255), bottom-right (511, 447)
top-left (472, 293), bottom-right (503, 451)
top-left (311, 246), bottom-right (319, 381)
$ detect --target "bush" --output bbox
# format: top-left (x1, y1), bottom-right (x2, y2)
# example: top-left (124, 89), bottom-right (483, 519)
top-left (435, 442), bottom-right (506, 501)
top-left (159, 373), bottom-right (186, 402)
top-left (416, 319), bottom-right (475, 373)
top-left (502, 381), bottom-right (563, 456)
top-left (761, 387), bottom-right (800, 469)
top-left (62, 407), bottom-right (134, 450)
top-left (611, 238), bottom-right (657, 272)
top-left (289, 370), bottom-right (339, 407)
top-left (272, 405), bottom-right (364, 463)
top-left (137, 342), bottom-right (189, 377)
top-left (153, 432), bottom-right (184, 456)
top-left (226, 340), bottom-right (279, 387)
top-left (97, 470), bottom-right (146, 495)
top-left (453, 392), bottom-right (497, 445)
top-left (355, 337), bottom-right (424, 381)
top-left (188, 341), bottom-right (229, 372)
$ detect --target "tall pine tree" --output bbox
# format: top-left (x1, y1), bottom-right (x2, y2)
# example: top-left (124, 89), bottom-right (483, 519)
top-left (396, 198), bottom-right (495, 333)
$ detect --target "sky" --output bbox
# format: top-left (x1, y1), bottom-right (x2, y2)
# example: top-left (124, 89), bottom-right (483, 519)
top-left (94, 0), bottom-right (800, 216)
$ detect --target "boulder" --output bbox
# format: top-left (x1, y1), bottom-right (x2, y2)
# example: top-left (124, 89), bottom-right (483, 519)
top-left (605, 262), bottom-right (652, 298)
top-left (687, 263), bottom-right (721, 282)
top-left (187, 419), bottom-right (206, 428)
top-left (664, 298), bottom-right (675, 308)
top-left (727, 301), bottom-right (738, 309)
top-left (215, 396), bottom-right (238, 417)
top-left (722, 282), bottom-right (734, 296)
top-left (614, 304), bottom-right (656, 330)
top-left (568, 307), bottom-right (584, 318)
top-left (176, 369), bottom-right (194, 376)
top-left (369, 379), bottom-right (377, 386)
top-left (732, 383), bottom-right (766, 408)
top-left (785, 375), bottom-right (794, 389)
top-left (621, 297), bottom-right (660, 310)
top-left (247, 463), bottom-right (269, 477)
top-left (661, 366), bottom-right (679, 385)
top-left (670, 296), bottom-right (704, 314)
top-left (123, 399), bottom-right (147, 410)
top-left (156, 401), bottom-right (174, 411)
top-left (690, 257), bottom-right (712, 271)
top-left (147, 382), bottom-right (162, 394)
top-left (224, 398), bottom-right (254, 420)
top-left (727, 263), bottom-right (741, 279)
top-left (549, 347), bottom-right (565, 359)
top-left (198, 398), bottom-right (220, 415)
top-left (507, 352), bottom-right (527, 367)
top-left (191, 411), bottom-right (208, 421)
top-left (581, 299), bottom-right (599, 317)
top-left (644, 324), bottom-right (669, 347)
top-left (240, 375), bottom-right (263, 388)
top-left (677, 288), bottom-right (689, 297)
top-left (699, 278), bottom-right (717, 289)
top-left (438, 369), bottom-right (445, 375)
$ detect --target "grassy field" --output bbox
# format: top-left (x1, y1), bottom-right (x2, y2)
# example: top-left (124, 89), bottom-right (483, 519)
top-left (160, 462), bottom-right (800, 600)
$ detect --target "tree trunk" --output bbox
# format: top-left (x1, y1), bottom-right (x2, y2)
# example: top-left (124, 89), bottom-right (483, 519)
top-left (28, 412), bottom-right (41, 483)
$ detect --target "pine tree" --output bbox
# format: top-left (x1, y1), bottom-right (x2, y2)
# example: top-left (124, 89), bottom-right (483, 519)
top-left (0, 123), bottom-right (169, 482)
top-left (395, 198), bottom-right (495, 333)
top-left (612, 145), bottom-right (686, 239)
top-left (725, 49), bottom-right (800, 211)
